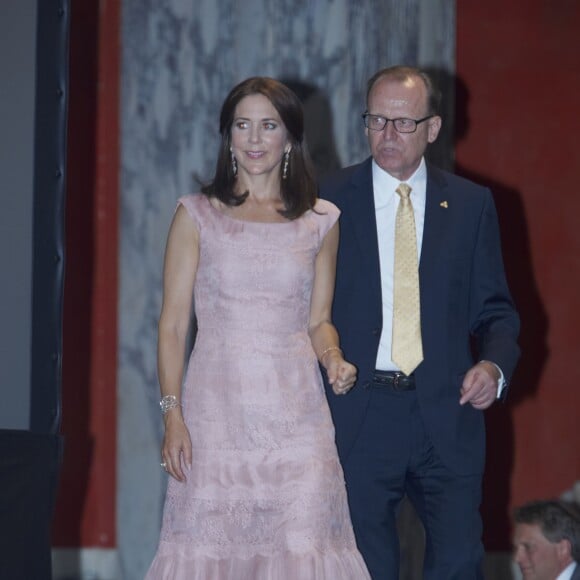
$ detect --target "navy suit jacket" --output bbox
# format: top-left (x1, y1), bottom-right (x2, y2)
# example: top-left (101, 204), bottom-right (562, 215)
top-left (320, 158), bottom-right (520, 476)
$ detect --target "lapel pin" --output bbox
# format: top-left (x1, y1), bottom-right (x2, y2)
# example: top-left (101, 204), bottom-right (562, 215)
top-left (440, 201), bottom-right (448, 208)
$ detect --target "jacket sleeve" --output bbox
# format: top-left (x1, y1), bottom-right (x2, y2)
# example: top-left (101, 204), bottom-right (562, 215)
top-left (469, 189), bottom-right (521, 382)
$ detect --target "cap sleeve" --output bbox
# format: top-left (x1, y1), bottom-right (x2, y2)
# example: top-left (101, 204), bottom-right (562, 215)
top-left (176, 194), bottom-right (204, 231)
top-left (313, 198), bottom-right (340, 242)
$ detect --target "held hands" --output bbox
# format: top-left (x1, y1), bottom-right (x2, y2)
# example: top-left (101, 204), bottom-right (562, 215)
top-left (459, 361), bottom-right (500, 410)
top-left (161, 410), bottom-right (192, 482)
top-left (322, 348), bottom-right (357, 396)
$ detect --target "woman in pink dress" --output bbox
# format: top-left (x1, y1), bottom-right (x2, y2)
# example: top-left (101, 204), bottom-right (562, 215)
top-left (145, 77), bottom-right (370, 579)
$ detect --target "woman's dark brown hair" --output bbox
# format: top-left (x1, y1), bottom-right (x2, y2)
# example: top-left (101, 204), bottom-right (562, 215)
top-left (201, 77), bottom-right (317, 220)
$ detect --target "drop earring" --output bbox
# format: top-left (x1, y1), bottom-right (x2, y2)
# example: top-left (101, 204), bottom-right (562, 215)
top-left (282, 151), bottom-right (289, 180)
top-left (231, 151), bottom-right (237, 176)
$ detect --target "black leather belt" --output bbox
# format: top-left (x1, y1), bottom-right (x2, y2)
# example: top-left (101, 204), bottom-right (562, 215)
top-left (372, 370), bottom-right (416, 391)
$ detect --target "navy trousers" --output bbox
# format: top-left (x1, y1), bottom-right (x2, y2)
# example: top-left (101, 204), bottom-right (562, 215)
top-left (342, 385), bottom-right (485, 580)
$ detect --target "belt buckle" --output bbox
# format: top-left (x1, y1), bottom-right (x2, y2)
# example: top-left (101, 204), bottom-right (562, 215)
top-left (392, 372), bottom-right (402, 390)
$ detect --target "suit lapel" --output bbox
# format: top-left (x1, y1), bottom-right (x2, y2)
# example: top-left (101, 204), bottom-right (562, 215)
top-left (342, 159), bottom-right (382, 301)
top-left (419, 165), bottom-right (449, 287)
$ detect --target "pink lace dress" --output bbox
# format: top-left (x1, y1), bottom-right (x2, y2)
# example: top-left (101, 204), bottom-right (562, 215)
top-left (145, 194), bottom-right (370, 579)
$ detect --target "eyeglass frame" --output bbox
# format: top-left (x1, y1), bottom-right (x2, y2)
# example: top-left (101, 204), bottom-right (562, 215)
top-left (362, 112), bottom-right (434, 134)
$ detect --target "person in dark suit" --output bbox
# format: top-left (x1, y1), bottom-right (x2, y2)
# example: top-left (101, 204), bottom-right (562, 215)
top-left (319, 65), bottom-right (520, 579)
top-left (513, 500), bottom-right (580, 580)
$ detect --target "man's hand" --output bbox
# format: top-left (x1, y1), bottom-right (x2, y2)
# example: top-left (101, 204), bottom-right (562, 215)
top-left (459, 361), bottom-right (500, 410)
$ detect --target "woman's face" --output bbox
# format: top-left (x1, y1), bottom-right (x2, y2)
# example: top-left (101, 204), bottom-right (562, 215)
top-left (230, 93), bottom-right (290, 181)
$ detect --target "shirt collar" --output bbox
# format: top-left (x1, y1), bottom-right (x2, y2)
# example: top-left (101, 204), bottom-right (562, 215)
top-left (556, 561), bottom-right (577, 580)
top-left (372, 157), bottom-right (427, 209)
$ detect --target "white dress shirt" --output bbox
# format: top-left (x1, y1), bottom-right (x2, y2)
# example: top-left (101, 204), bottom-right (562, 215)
top-left (373, 158), bottom-right (426, 372)
top-left (557, 561), bottom-right (577, 580)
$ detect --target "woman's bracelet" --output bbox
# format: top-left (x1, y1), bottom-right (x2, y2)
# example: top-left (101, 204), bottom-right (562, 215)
top-left (159, 395), bottom-right (181, 415)
top-left (319, 345), bottom-right (343, 364)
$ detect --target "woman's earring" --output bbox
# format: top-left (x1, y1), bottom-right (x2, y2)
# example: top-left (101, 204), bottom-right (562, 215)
top-left (231, 151), bottom-right (237, 177)
top-left (282, 151), bottom-right (289, 180)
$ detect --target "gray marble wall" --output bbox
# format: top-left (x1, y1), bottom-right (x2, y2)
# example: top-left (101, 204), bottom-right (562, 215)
top-left (119, 1), bottom-right (455, 578)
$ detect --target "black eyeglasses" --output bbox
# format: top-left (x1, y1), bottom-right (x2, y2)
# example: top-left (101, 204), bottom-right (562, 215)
top-left (362, 113), bottom-right (433, 134)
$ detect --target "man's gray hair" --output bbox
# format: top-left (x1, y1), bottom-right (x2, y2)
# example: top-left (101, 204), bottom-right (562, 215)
top-left (514, 500), bottom-right (580, 561)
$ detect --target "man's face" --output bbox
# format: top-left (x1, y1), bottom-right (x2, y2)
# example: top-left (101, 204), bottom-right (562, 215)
top-left (513, 523), bottom-right (569, 580)
top-left (366, 75), bottom-right (441, 181)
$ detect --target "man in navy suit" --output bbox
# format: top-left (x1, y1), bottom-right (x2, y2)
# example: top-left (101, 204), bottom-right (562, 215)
top-left (320, 66), bottom-right (520, 579)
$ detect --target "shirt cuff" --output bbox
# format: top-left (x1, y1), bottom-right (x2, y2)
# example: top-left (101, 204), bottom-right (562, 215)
top-left (480, 360), bottom-right (506, 398)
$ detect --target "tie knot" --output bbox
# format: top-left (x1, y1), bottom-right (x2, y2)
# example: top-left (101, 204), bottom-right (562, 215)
top-left (396, 183), bottom-right (412, 199)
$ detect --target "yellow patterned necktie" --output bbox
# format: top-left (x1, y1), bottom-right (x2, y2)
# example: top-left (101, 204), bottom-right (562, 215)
top-left (392, 183), bottom-right (423, 375)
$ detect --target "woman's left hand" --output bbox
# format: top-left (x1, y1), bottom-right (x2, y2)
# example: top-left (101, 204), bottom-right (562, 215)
top-left (325, 354), bottom-right (358, 395)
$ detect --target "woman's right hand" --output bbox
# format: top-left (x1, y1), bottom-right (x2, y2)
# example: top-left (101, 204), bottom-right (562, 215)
top-left (161, 411), bottom-right (192, 482)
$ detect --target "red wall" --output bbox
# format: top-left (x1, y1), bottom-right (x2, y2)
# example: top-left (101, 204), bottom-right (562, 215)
top-left (456, 1), bottom-right (580, 548)
top-left (53, 0), bottom-right (120, 547)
